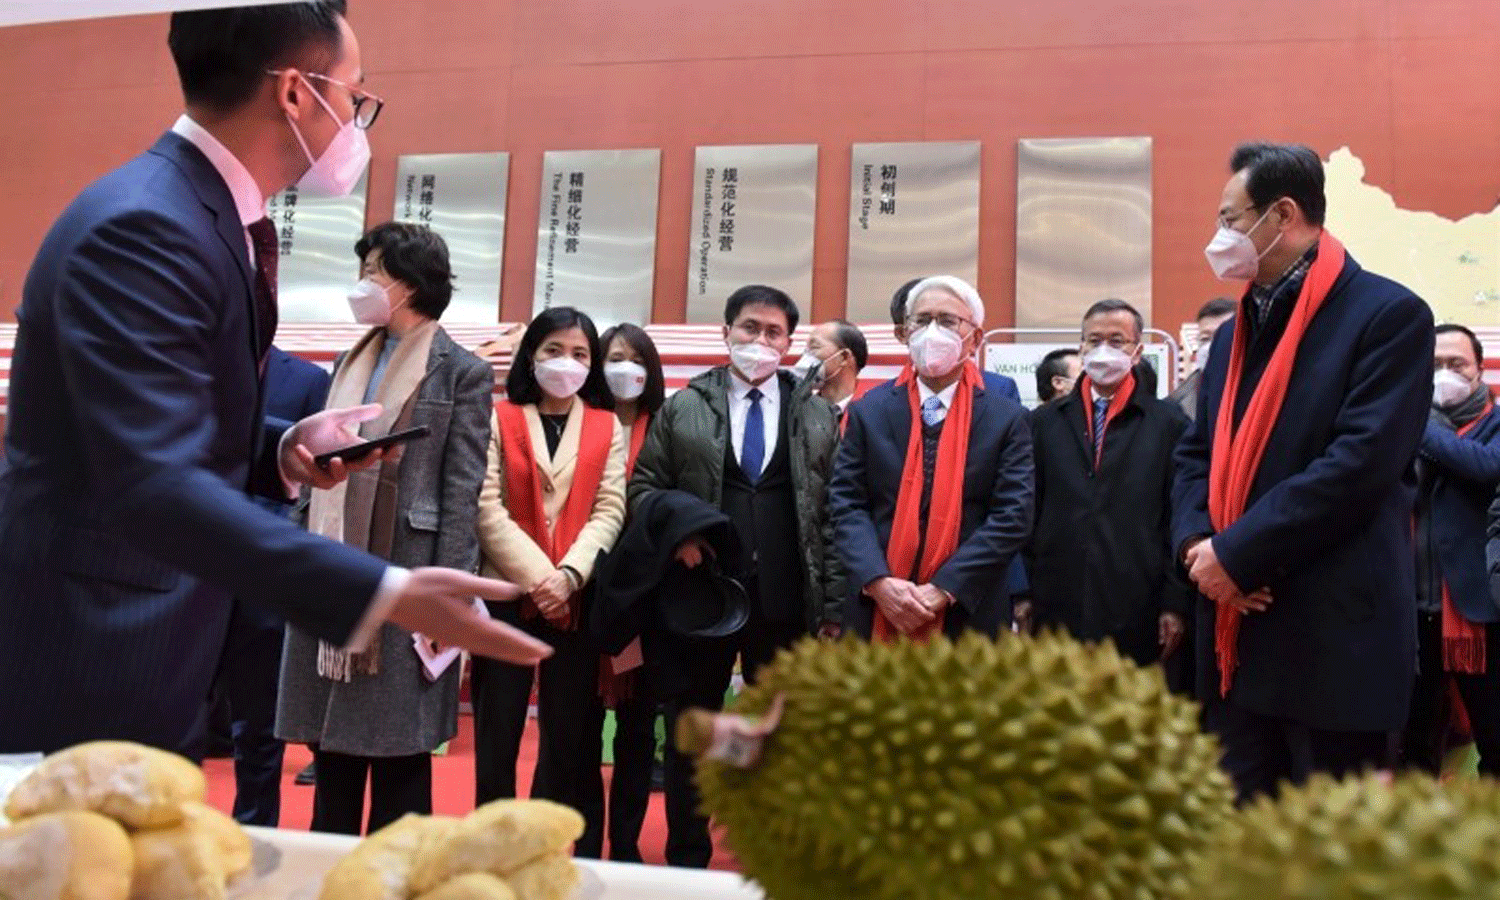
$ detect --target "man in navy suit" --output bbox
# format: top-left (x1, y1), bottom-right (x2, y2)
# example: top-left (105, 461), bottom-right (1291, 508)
top-left (1400, 324), bottom-right (1500, 775)
top-left (0, 3), bottom-right (546, 757)
top-left (213, 346), bottom-right (330, 825)
top-left (831, 276), bottom-right (1034, 639)
top-left (1172, 143), bottom-right (1433, 803)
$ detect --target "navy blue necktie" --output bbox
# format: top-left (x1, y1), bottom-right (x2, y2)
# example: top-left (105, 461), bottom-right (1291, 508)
top-left (1092, 397), bottom-right (1109, 460)
top-left (741, 388), bottom-right (765, 483)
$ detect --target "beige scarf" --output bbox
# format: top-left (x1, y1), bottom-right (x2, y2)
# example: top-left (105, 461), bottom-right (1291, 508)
top-left (308, 320), bottom-right (440, 682)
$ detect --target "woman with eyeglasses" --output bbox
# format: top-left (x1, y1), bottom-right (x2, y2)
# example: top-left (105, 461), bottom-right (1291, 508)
top-left (472, 306), bottom-right (626, 858)
top-left (593, 322), bottom-right (667, 861)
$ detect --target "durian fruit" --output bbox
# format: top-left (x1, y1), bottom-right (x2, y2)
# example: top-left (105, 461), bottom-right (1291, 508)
top-left (0, 810), bottom-right (134, 900)
top-left (414, 871), bottom-right (517, 900)
top-left (687, 631), bottom-right (1232, 900)
top-left (5, 741), bottom-right (206, 828)
top-left (407, 799), bottom-right (582, 894)
top-left (1194, 772), bottom-right (1500, 900)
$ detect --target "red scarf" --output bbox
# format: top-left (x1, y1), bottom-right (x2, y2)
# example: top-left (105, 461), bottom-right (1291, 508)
top-left (873, 361), bottom-right (980, 643)
top-left (1442, 400), bottom-right (1493, 673)
top-left (1079, 371), bottom-right (1136, 471)
top-left (1208, 231), bottom-right (1346, 697)
top-left (495, 400), bottom-right (613, 631)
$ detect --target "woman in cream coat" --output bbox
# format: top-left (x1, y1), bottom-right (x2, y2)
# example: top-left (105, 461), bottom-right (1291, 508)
top-left (473, 306), bottom-right (625, 858)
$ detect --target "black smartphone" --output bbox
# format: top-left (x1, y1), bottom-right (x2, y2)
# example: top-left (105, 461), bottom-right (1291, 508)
top-left (313, 425), bottom-right (430, 470)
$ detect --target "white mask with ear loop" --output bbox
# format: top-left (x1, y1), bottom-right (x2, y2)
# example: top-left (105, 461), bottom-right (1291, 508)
top-left (284, 73), bottom-right (371, 197)
top-left (1204, 206), bottom-right (1281, 280)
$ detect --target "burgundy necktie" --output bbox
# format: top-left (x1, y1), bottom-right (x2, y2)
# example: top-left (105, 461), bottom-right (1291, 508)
top-left (246, 217), bottom-right (280, 369)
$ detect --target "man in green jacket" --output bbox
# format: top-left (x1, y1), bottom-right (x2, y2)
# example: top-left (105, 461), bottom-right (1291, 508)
top-left (629, 283), bottom-right (842, 867)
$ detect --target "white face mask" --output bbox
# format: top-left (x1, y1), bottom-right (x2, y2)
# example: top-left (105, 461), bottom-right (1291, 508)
top-left (729, 341), bottom-right (782, 383)
top-left (347, 278), bottom-right (393, 325)
top-left (908, 323), bottom-right (965, 378)
top-left (604, 360), bottom-right (647, 401)
top-left (1204, 207), bottom-right (1280, 280)
top-left (1195, 341), bottom-right (1212, 372)
top-left (287, 73), bottom-right (371, 198)
top-left (534, 357), bottom-right (589, 400)
top-left (1433, 369), bottom-right (1473, 409)
top-left (790, 352), bottom-right (819, 381)
top-left (1083, 345), bottom-right (1135, 388)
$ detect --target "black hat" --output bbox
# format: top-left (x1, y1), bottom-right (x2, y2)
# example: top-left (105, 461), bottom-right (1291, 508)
top-left (656, 559), bottom-right (750, 639)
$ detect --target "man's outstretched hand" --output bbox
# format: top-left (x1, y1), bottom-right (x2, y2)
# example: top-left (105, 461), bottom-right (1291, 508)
top-left (387, 568), bottom-right (552, 666)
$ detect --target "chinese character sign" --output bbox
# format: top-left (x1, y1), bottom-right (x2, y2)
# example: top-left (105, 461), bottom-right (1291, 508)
top-left (846, 141), bottom-right (980, 322)
top-left (534, 149), bottom-right (660, 328)
top-left (270, 171), bottom-right (370, 322)
top-left (394, 152), bottom-right (510, 322)
top-left (686, 144), bottom-right (817, 323)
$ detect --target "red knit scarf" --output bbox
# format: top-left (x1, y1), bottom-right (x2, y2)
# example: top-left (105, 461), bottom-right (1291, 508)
top-left (1442, 402), bottom-right (1493, 673)
top-left (1208, 231), bottom-right (1346, 697)
top-left (873, 361), bottom-right (980, 643)
top-left (1079, 370), bottom-right (1136, 471)
top-left (495, 400), bottom-right (613, 631)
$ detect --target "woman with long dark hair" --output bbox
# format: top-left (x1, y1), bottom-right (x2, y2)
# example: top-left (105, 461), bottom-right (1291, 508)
top-left (472, 306), bottom-right (625, 857)
top-left (596, 322), bottom-right (666, 861)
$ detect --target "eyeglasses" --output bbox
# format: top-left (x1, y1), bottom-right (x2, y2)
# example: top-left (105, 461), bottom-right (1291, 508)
top-left (733, 320), bottom-right (787, 343)
top-left (1216, 204), bottom-right (1260, 231)
top-left (905, 313), bottom-right (975, 333)
top-left (267, 69), bottom-right (385, 129)
top-left (1081, 336), bottom-right (1139, 351)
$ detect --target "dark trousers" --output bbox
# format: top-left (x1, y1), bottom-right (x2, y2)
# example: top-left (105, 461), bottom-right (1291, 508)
top-left (213, 598), bottom-right (286, 826)
top-left (662, 610), bottom-right (806, 868)
top-left (1208, 697), bottom-right (1390, 806)
top-left (607, 686), bottom-right (659, 862)
top-left (471, 617), bottom-right (605, 858)
top-left (309, 747), bottom-right (431, 835)
top-left (1401, 614), bottom-right (1500, 776)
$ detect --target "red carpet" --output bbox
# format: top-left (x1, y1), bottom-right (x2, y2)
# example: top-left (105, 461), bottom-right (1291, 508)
top-left (202, 714), bottom-right (736, 871)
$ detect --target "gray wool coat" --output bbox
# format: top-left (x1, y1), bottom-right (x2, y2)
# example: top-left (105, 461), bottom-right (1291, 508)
top-left (275, 327), bottom-right (494, 757)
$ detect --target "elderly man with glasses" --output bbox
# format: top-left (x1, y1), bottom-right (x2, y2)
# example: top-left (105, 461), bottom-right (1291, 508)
top-left (830, 275), bottom-right (1034, 641)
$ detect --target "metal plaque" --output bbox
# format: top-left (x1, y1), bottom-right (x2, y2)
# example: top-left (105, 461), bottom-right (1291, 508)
top-left (533, 148), bottom-right (660, 328)
top-left (1015, 137), bottom-right (1152, 331)
top-left (270, 173), bottom-right (370, 323)
top-left (846, 141), bottom-right (980, 322)
top-left (686, 144), bottom-right (817, 322)
top-left (394, 152), bottom-right (509, 322)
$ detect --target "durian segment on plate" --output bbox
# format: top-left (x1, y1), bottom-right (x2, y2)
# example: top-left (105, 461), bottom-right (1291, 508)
top-left (0, 809), bottom-right (134, 900)
top-left (502, 851), bottom-right (579, 900)
top-left (182, 800), bottom-right (254, 879)
top-left (4, 741), bottom-right (206, 829)
top-left (413, 871), bottom-right (518, 900)
top-left (130, 813), bottom-right (233, 900)
top-left (407, 799), bottom-right (583, 894)
top-left (318, 813), bottom-right (458, 900)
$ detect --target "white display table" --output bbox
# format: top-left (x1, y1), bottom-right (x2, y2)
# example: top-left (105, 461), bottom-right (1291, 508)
top-left (236, 826), bottom-right (765, 900)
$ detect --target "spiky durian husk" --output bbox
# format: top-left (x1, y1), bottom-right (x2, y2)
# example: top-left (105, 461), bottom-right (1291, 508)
top-left (1196, 772), bottom-right (1500, 900)
top-left (695, 631), bottom-right (1232, 900)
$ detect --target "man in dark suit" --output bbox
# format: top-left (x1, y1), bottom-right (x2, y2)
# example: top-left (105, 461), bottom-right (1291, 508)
top-left (1025, 300), bottom-right (1191, 684)
top-left (1401, 324), bottom-right (1500, 775)
top-left (213, 346), bottom-right (330, 825)
top-left (1172, 142), bottom-right (1433, 803)
top-left (831, 275), bottom-right (1034, 640)
top-left (630, 284), bottom-right (843, 867)
top-left (0, 3), bottom-right (546, 758)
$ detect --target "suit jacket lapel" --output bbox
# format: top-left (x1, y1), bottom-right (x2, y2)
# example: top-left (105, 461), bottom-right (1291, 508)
top-left (882, 381), bottom-right (912, 450)
top-left (151, 132), bottom-right (260, 364)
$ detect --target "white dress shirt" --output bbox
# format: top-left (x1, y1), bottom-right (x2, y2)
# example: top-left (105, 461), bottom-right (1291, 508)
top-left (172, 114), bottom-right (404, 653)
top-left (728, 368), bottom-right (780, 477)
